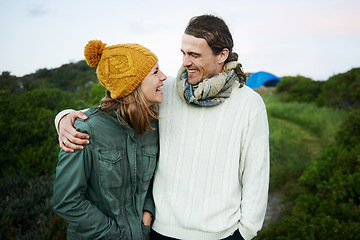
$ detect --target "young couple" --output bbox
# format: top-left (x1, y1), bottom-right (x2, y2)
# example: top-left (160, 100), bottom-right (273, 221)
top-left (53, 14), bottom-right (270, 240)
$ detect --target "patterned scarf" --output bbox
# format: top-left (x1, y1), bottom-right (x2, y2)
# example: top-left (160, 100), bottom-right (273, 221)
top-left (176, 61), bottom-right (247, 107)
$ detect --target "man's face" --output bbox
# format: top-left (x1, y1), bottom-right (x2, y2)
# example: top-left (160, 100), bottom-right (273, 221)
top-left (181, 33), bottom-right (223, 85)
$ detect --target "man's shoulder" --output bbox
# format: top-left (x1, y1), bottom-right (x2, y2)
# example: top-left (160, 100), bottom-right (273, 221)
top-left (232, 84), bottom-right (263, 102)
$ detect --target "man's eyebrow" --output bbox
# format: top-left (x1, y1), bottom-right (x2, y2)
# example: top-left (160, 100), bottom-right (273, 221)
top-left (181, 49), bottom-right (200, 56)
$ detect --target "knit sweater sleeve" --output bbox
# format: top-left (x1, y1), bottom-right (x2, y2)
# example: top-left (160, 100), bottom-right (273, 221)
top-left (238, 95), bottom-right (270, 240)
top-left (54, 108), bottom-right (89, 134)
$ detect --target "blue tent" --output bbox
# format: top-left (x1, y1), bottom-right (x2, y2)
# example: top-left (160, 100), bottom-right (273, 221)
top-left (245, 71), bottom-right (281, 89)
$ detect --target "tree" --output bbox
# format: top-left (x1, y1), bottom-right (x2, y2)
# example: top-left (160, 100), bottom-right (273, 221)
top-left (0, 88), bottom-right (88, 177)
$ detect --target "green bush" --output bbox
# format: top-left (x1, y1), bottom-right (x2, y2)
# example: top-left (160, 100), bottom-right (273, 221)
top-left (317, 68), bottom-right (360, 109)
top-left (276, 68), bottom-right (360, 109)
top-left (0, 88), bottom-right (88, 177)
top-left (263, 94), bottom-right (346, 191)
top-left (277, 75), bottom-right (322, 103)
top-left (88, 82), bottom-right (107, 106)
top-left (257, 213), bottom-right (360, 240)
top-left (256, 111), bottom-right (360, 239)
top-left (0, 171), bottom-right (68, 240)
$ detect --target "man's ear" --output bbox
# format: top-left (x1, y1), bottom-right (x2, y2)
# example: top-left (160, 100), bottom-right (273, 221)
top-left (217, 48), bottom-right (229, 64)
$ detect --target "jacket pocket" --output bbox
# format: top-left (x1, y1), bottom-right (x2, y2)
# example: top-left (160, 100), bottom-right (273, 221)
top-left (141, 223), bottom-right (151, 240)
top-left (98, 149), bottom-right (126, 189)
top-left (141, 145), bottom-right (158, 181)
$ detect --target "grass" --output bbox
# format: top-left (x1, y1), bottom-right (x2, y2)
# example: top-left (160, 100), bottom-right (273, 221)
top-left (259, 92), bottom-right (347, 191)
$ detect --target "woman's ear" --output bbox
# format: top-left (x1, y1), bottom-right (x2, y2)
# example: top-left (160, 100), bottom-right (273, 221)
top-left (217, 48), bottom-right (229, 64)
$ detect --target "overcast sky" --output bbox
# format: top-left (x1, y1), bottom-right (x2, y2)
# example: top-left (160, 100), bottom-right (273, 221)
top-left (1, 0), bottom-right (359, 80)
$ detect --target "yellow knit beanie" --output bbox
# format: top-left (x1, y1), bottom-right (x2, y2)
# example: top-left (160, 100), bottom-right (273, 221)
top-left (84, 40), bottom-right (158, 99)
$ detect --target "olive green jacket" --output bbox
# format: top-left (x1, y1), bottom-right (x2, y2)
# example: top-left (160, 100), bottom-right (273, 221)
top-left (53, 107), bottom-right (159, 239)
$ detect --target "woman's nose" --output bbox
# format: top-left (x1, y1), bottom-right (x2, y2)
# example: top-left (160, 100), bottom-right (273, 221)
top-left (160, 71), bottom-right (167, 81)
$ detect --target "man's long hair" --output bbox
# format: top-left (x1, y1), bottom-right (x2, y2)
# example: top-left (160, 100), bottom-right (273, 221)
top-left (185, 14), bottom-right (238, 63)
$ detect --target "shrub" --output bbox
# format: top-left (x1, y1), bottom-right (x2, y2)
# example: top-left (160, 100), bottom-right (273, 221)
top-left (276, 68), bottom-right (360, 109)
top-left (317, 68), bottom-right (360, 109)
top-left (0, 88), bottom-right (88, 177)
top-left (256, 111), bottom-right (360, 239)
top-left (276, 75), bottom-right (322, 103)
top-left (88, 82), bottom-right (107, 106)
top-left (263, 94), bottom-right (346, 191)
top-left (0, 171), bottom-right (68, 239)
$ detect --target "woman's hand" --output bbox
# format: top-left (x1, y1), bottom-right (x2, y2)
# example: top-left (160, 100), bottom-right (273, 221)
top-left (142, 211), bottom-right (152, 226)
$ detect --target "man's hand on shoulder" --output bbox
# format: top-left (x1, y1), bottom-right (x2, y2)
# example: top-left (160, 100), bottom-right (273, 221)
top-left (59, 111), bottom-right (90, 152)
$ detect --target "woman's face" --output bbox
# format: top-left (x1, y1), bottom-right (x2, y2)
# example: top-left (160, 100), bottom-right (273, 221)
top-left (140, 62), bottom-right (167, 104)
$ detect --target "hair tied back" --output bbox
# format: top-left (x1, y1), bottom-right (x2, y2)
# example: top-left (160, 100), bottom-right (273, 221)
top-left (84, 40), bottom-right (107, 67)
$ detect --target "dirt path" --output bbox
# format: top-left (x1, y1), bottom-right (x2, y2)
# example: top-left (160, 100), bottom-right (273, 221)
top-left (263, 192), bottom-right (284, 228)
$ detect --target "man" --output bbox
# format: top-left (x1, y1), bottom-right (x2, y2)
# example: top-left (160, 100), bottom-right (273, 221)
top-left (56, 15), bottom-right (269, 240)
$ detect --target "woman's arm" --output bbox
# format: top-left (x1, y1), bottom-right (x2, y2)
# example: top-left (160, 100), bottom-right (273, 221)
top-left (53, 123), bottom-right (123, 239)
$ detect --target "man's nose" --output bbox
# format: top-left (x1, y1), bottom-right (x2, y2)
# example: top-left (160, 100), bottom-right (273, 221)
top-left (182, 55), bottom-right (192, 67)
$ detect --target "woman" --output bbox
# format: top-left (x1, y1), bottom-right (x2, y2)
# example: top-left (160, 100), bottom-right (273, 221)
top-left (53, 40), bottom-right (167, 240)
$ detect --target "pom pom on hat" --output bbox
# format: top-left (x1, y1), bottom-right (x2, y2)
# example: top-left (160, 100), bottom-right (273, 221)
top-left (84, 40), bottom-right (107, 67)
top-left (84, 40), bottom-right (158, 99)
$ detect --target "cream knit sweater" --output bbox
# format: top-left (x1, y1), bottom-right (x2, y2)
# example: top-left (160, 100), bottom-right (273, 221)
top-left (54, 78), bottom-right (269, 240)
top-left (152, 78), bottom-right (269, 240)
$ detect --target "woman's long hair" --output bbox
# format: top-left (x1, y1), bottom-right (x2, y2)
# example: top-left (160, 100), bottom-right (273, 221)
top-left (99, 87), bottom-right (158, 134)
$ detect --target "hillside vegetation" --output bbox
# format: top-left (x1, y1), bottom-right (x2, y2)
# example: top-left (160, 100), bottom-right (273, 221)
top-left (0, 63), bottom-right (359, 239)
top-left (255, 68), bottom-right (360, 239)
top-left (263, 94), bottom-right (347, 192)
